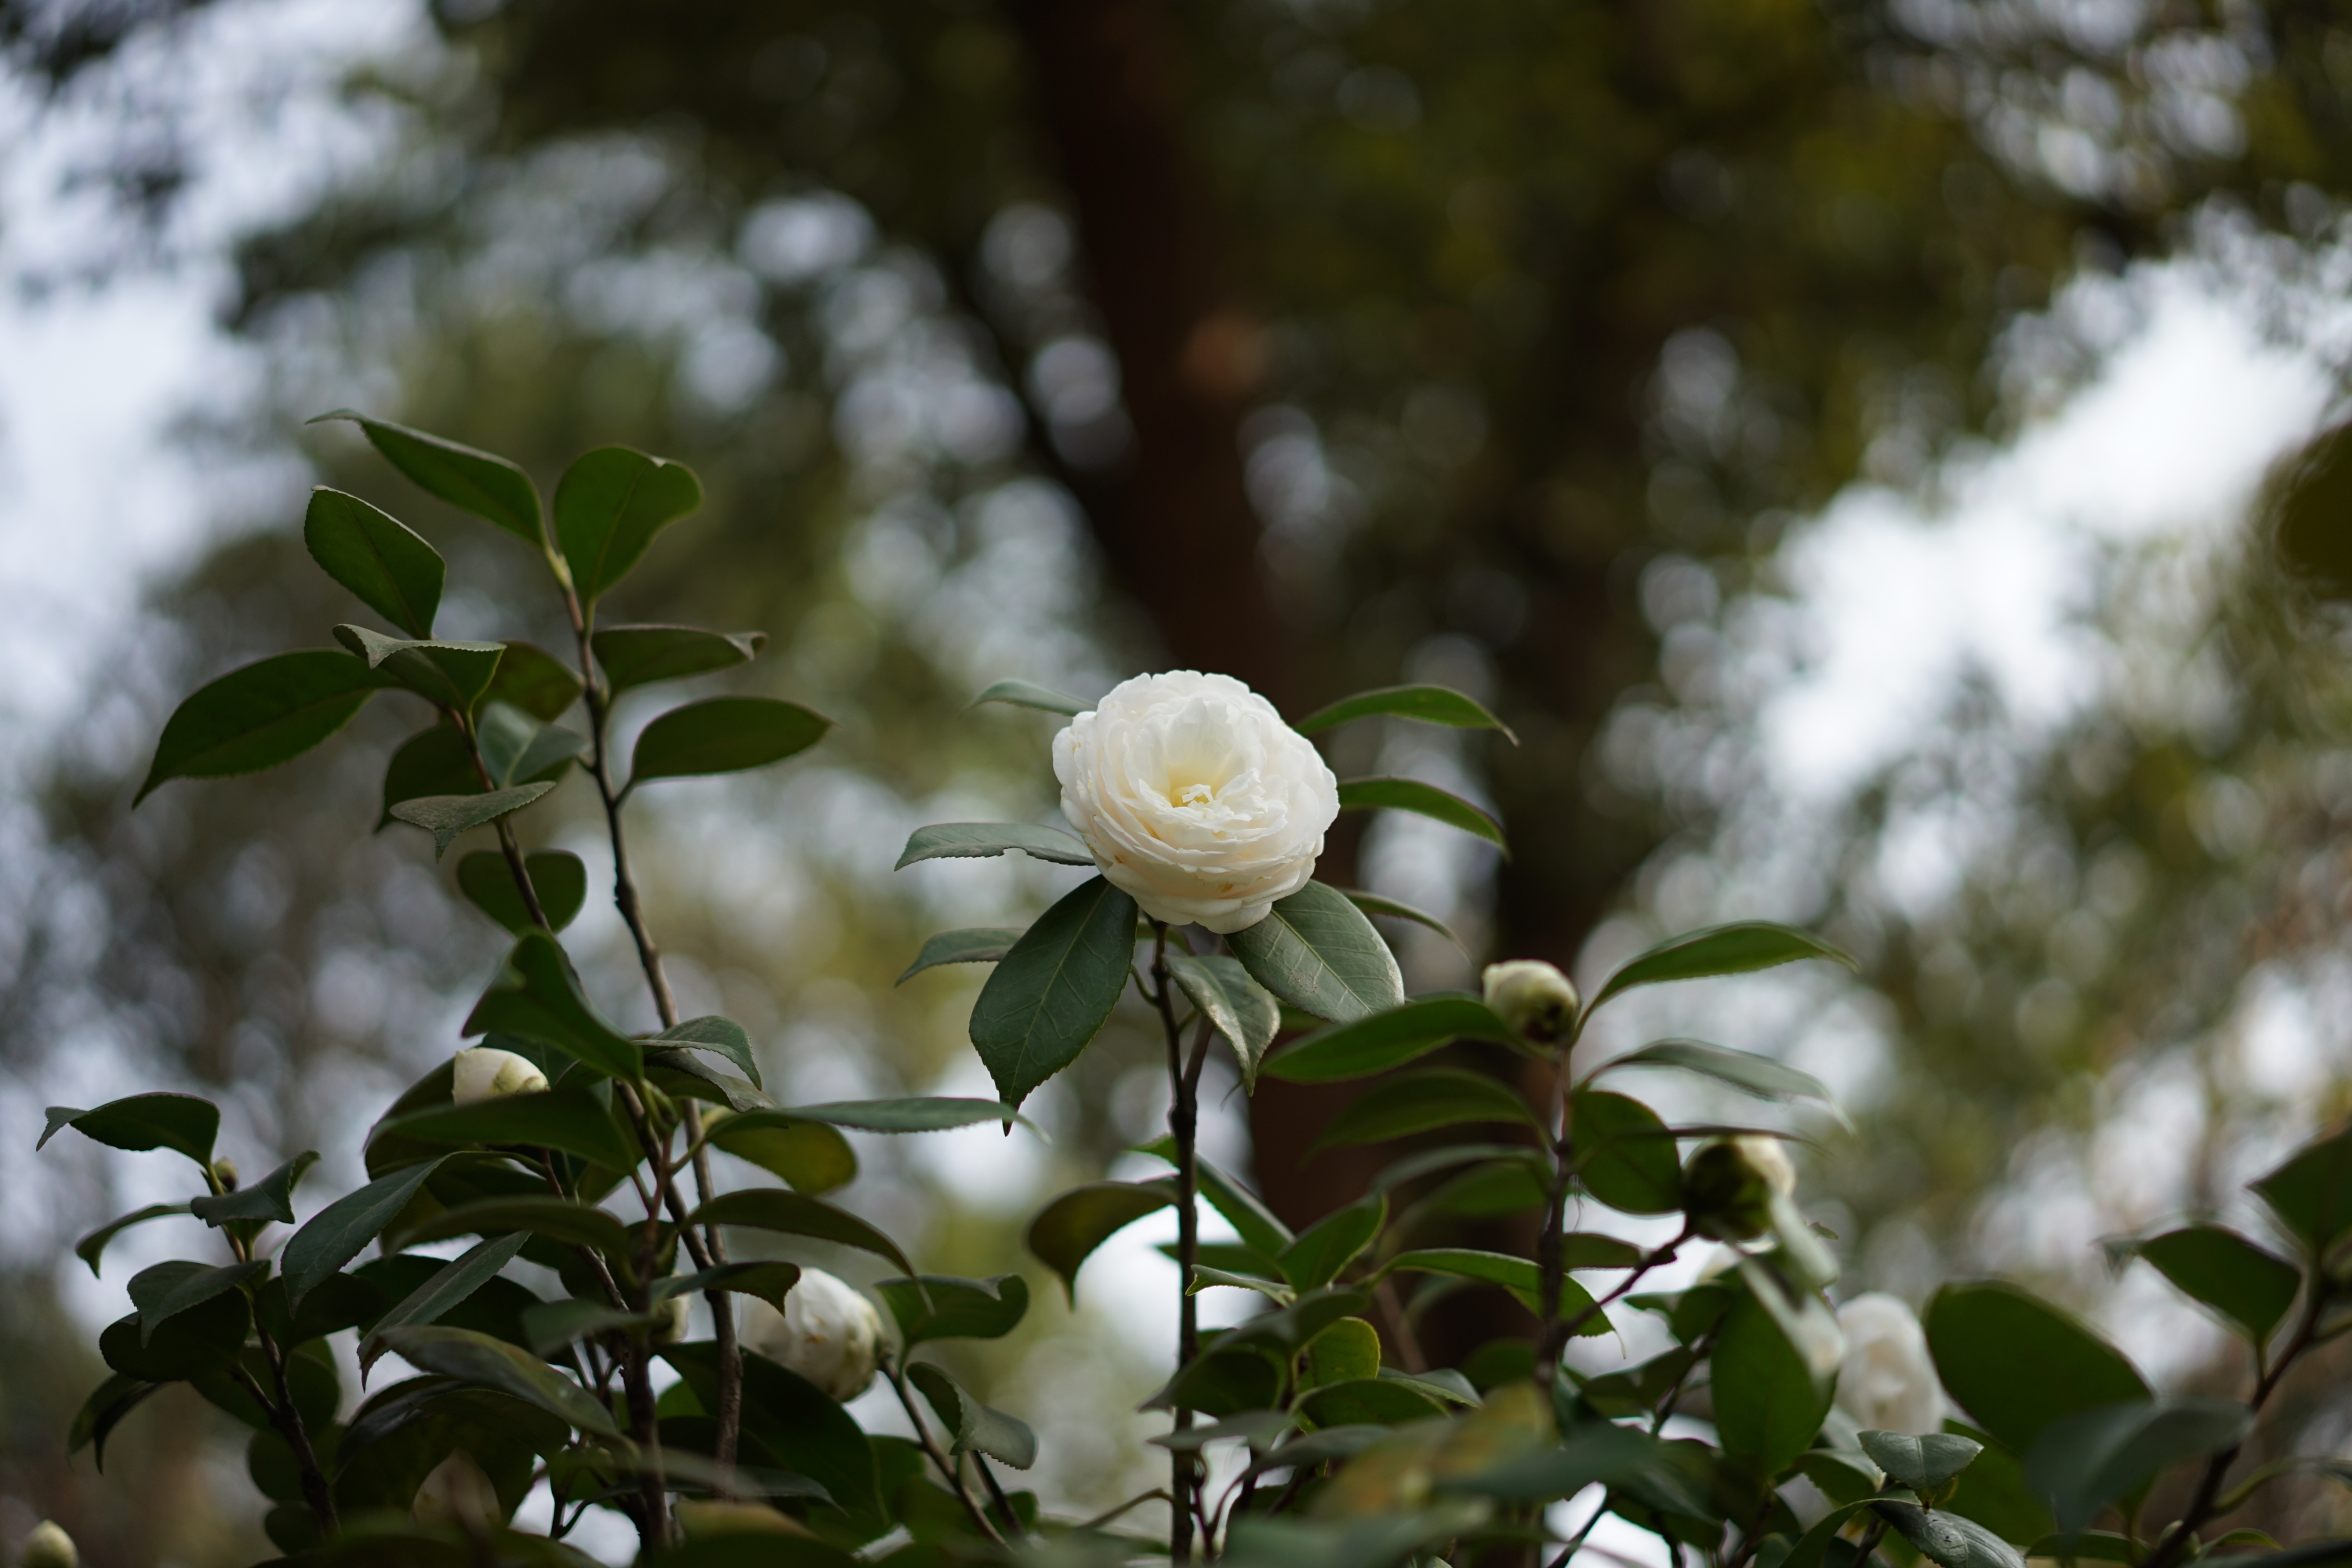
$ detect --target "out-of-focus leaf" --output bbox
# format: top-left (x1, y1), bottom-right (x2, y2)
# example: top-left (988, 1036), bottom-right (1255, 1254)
top-left (1264, 996), bottom-right (1510, 1084)
top-left (456, 848), bottom-right (587, 933)
top-left (75, 1203), bottom-right (193, 1278)
top-left (1312, 1067), bottom-right (1541, 1152)
top-left (1294, 684), bottom-right (1518, 741)
top-left (136, 651), bottom-right (390, 803)
top-left (897, 927), bottom-right (1022, 982)
top-left (1594, 1039), bottom-right (1849, 1127)
top-left (1029, 1179), bottom-right (1174, 1304)
top-left (397, 1196), bottom-right (636, 1258)
top-left (706, 1115), bottom-right (857, 1195)
top-left (1711, 1287), bottom-right (1833, 1479)
top-left (2252, 1123), bottom-right (2352, 1256)
top-left (1336, 776), bottom-right (1507, 854)
top-left (1926, 1281), bottom-right (2149, 1455)
top-left (129, 1259), bottom-right (268, 1344)
top-left (2026, 1396), bottom-right (2253, 1533)
top-left (894, 822), bottom-right (1094, 869)
top-left (969, 678), bottom-right (1088, 716)
top-left (1277, 1194), bottom-right (1385, 1290)
top-left (2112, 1225), bottom-right (2302, 1344)
top-left (1587, 921), bottom-right (1857, 1014)
top-left (1569, 1090), bottom-right (1682, 1214)
top-left (876, 1273), bottom-right (1029, 1348)
top-left (1338, 888), bottom-right (1465, 949)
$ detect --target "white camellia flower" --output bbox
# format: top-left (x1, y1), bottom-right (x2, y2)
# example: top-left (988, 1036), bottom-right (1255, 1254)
top-left (1835, 1292), bottom-right (1947, 1435)
top-left (741, 1269), bottom-right (884, 1402)
top-left (452, 1046), bottom-right (548, 1105)
top-left (1053, 670), bottom-right (1340, 935)
top-left (1482, 959), bottom-right (1580, 1041)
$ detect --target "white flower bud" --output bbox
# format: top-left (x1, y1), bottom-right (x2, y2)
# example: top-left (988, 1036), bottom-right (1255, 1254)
top-left (412, 1448), bottom-right (501, 1528)
top-left (1834, 1293), bottom-right (1947, 1436)
top-left (1681, 1135), bottom-right (1797, 1241)
top-left (1053, 671), bottom-right (1340, 934)
top-left (740, 1269), bottom-right (883, 1403)
top-left (651, 1293), bottom-right (691, 1346)
top-left (452, 1047), bottom-right (548, 1105)
top-left (19, 1522), bottom-right (77, 1568)
top-left (1482, 960), bottom-right (1580, 1042)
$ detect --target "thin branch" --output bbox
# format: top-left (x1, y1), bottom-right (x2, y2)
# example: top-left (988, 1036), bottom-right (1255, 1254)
top-left (884, 1360), bottom-right (1007, 1546)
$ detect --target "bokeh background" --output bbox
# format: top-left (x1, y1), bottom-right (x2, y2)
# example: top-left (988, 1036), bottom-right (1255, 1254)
top-left (5, 0), bottom-right (2352, 1560)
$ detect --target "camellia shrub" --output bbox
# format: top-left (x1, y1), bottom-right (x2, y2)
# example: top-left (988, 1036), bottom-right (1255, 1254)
top-left (34, 423), bottom-right (2352, 1568)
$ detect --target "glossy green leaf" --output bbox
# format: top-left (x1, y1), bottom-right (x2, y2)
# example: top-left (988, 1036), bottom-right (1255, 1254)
top-left (373, 1323), bottom-right (619, 1436)
top-left (39, 1092), bottom-right (220, 1167)
top-left (894, 821), bottom-right (1094, 869)
top-left (1278, 1193), bottom-right (1385, 1289)
top-left (1595, 1039), bottom-right (1849, 1127)
top-left (1380, 1250), bottom-right (1551, 1319)
top-left (691, 1188), bottom-right (916, 1276)
top-left (129, 1258), bottom-right (268, 1343)
top-left (456, 848), bottom-right (587, 934)
top-left (1711, 1286), bottom-right (1833, 1478)
top-left (483, 641), bottom-right (583, 721)
top-left (553, 445), bottom-right (702, 602)
top-left (397, 1195), bottom-right (636, 1258)
top-left (1588, 920), bottom-right (1857, 1014)
top-left (303, 486), bottom-right (444, 637)
top-left (898, 927), bottom-right (1022, 982)
top-left (74, 1203), bottom-right (192, 1278)
top-left (1265, 996), bottom-right (1511, 1086)
top-left (1863, 1429), bottom-right (1985, 1496)
top-left (520, 1298), bottom-right (662, 1355)
top-left (1228, 880), bottom-right (1405, 1025)
top-left (1131, 1144), bottom-right (1293, 1255)
top-left (278, 1157), bottom-right (448, 1306)
top-left (878, 1273), bottom-right (1030, 1349)
top-left (1336, 776), bottom-right (1507, 854)
top-left (333, 623), bottom-right (504, 712)
top-left (1167, 952), bottom-right (1282, 1089)
top-left (627, 696), bottom-right (832, 788)
top-left (650, 1015), bottom-right (760, 1087)
top-left (1294, 684), bottom-right (1517, 741)
top-left (1222, 1287), bottom-right (1377, 1356)
top-left (2118, 1225), bottom-right (2302, 1344)
top-left (189, 1149), bottom-right (321, 1227)
top-left (591, 623), bottom-right (764, 691)
top-left (1301, 1316), bottom-right (1383, 1387)
top-left (909, 1361), bottom-right (1038, 1468)
top-left (136, 650), bottom-right (389, 803)
top-left (1926, 1281), bottom-right (2149, 1455)
top-left (389, 782), bottom-right (554, 858)
top-left (1569, 1089), bottom-right (1682, 1214)
top-left (1339, 888), bottom-right (1465, 949)
top-left (2027, 1397), bottom-right (2252, 1532)
top-left (463, 929), bottom-right (642, 1080)
top-left (1563, 1232), bottom-right (1646, 1269)
top-left (656, 1260), bottom-right (801, 1308)
top-left (760, 1097), bottom-right (1030, 1134)
top-left (1028, 1179), bottom-right (1174, 1304)
top-left (379, 723), bottom-right (478, 829)
top-left (969, 677), bottom-right (1088, 715)
top-left (1875, 1497), bottom-right (2027, 1568)
top-left (70, 1373), bottom-right (162, 1470)
top-left (376, 1080), bottom-right (641, 1171)
top-left (2252, 1123), bottom-right (2352, 1256)
top-left (312, 409), bottom-right (543, 545)
top-left (473, 699), bottom-right (586, 788)
top-left (663, 1343), bottom-right (884, 1530)
top-left (969, 874), bottom-right (1138, 1109)
top-left (358, 1233), bottom-right (530, 1374)
top-left (256, 1270), bottom-right (384, 1349)
top-left (707, 1116), bottom-right (857, 1195)
top-left (100, 1290), bottom-right (248, 1382)
top-left (1312, 1067), bottom-right (1541, 1153)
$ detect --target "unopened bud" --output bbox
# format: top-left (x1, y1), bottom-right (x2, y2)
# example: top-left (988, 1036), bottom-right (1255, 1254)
top-left (19, 1522), bottom-right (77, 1568)
top-left (209, 1157), bottom-right (239, 1191)
top-left (1681, 1135), bottom-right (1796, 1242)
top-left (651, 1293), bottom-right (691, 1346)
top-left (452, 1047), bottom-right (548, 1105)
top-left (412, 1448), bottom-right (501, 1529)
top-left (740, 1268), bottom-right (883, 1402)
top-left (1482, 960), bottom-right (1579, 1044)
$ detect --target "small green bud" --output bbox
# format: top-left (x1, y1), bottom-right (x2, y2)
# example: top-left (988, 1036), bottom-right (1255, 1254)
top-left (1680, 1135), bottom-right (1796, 1242)
top-left (209, 1157), bottom-right (239, 1191)
top-left (19, 1522), bottom-right (78, 1568)
top-left (1482, 959), bottom-right (1579, 1043)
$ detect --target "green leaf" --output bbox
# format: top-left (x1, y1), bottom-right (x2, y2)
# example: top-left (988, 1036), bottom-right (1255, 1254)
top-left (969, 875), bottom-right (1139, 1109)
top-left (379, 723), bottom-right (479, 829)
top-left (1339, 888), bottom-right (1465, 949)
top-left (1262, 997), bottom-right (1516, 1085)
top-left (1594, 1039), bottom-right (1850, 1127)
top-left (373, 1323), bottom-right (619, 1436)
top-left (70, 1373), bottom-right (162, 1469)
top-left (627, 696), bottom-right (832, 788)
top-left (591, 623), bottom-right (764, 692)
top-left (130, 1258), bottom-right (268, 1343)
top-left (39, 1092), bottom-right (219, 1167)
top-left (765, 1097), bottom-right (1031, 1134)
top-left (1943, 1420), bottom-right (2057, 1543)
top-left (397, 1195), bottom-right (636, 1258)
top-left (664, 1342), bottom-right (886, 1533)
top-left (1294, 684), bottom-right (1518, 742)
top-left (303, 486), bottom-right (445, 637)
top-left (1312, 1067), bottom-right (1541, 1153)
top-left (970, 678), bottom-right (1089, 716)
top-left (389, 782), bottom-right (555, 858)
top-left (552, 445), bottom-right (702, 602)
top-left (311, 409), bottom-right (543, 545)
top-left (690, 1188), bottom-right (916, 1276)
top-left (519, 1298), bottom-right (662, 1355)
top-left (1563, 1232), bottom-right (1646, 1269)
top-left (1028, 1179), bottom-right (1174, 1304)
top-left (1278, 1193), bottom-right (1386, 1289)
top-left (463, 929), bottom-right (643, 1080)
top-left (1219, 1287), bottom-right (1377, 1356)
top-left (1711, 1285), bottom-right (1834, 1478)
top-left (650, 1015), bottom-right (762, 1087)
top-left (1874, 1498), bottom-right (2027, 1568)
top-left (333, 623), bottom-right (505, 711)
top-left (1167, 953), bottom-right (1282, 1090)
top-left (474, 699), bottom-right (587, 788)
top-left (1377, 1249), bottom-right (1589, 1322)
top-left (279, 1157), bottom-right (448, 1306)
top-left (483, 641), bottom-right (583, 721)
top-left (1588, 920), bottom-right (1857, 1014)
top-left (1926, 1281), bottom-right (2150, 1455)
top-left (2026, 1397), bottom-right (2252, 1532)
top-left (1228, 880), bottom-right (1405, 1024)
top-left (2116, 1225), bottom-right (2303, 1345)
top-left (1441, 1419), bottom-right (1707, 1513)
top-left (2252, 1123), bottom-right (2352, 1257)
top-left (707, 1116), bottom-right (857, 1196)
top-left (189, 1150), bottom-right (321, 1227)
top-left (898, 927), bottom-right (1023, 982)
top-left (1569, 1089), bottom-right (1683, 1214)
top-left (878, 1273), bottom-right (1030, 1349)
top-left (1336, 776), bottom-right (1507, 854)
top-left (908, 1361), bottom-right (1038, 1468)
top-left (376, 1079), bottom-right (641, 1171)
top-left (656, 1261), bottom-right (802, 1308)
top-left (75, 1203), bottom-right (192, 1278)
top-left (1863, 1429), bottom-right (1985, 1496)
top-left (1133, 1145), bottom-right (1291, 1255)
top-left (456, 848), bottom-right (587, 934)
top-left (1302, 1317), bottom-right (1383, 1387)
top-left (1291, 1379), bottom-right (1446, 1430)
top-left (894, 822), bottom-right (1094, 869)
top-left (136, 650), bottom-right (390, 803)
top-left (100, 1290), bottom-right (249, 1382)
top-left (358, 1233), bottom-right (531, 1374)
